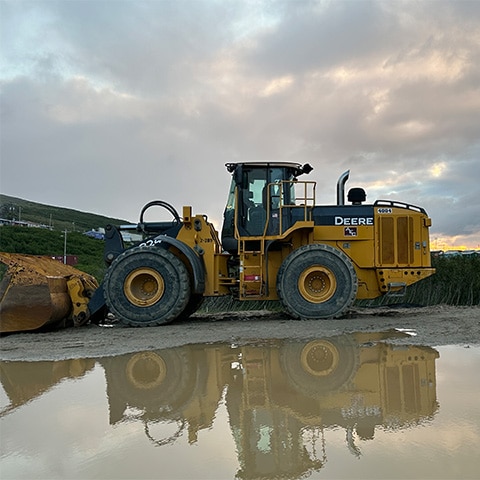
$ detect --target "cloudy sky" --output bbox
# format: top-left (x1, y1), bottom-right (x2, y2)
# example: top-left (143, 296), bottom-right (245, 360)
top-left (1, 0), bottom-right (479, 248)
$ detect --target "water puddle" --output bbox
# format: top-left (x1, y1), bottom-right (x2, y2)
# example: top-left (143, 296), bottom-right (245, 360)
top-left (1, 331), bottom-right (479, 479)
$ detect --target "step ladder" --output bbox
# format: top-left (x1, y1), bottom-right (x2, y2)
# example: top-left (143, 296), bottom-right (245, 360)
top-left (239, 239), bottom-right (265, 298)
top-left (242, 348), bottom-right (268, 408)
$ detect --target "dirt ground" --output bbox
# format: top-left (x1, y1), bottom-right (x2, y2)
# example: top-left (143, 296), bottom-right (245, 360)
top-left (1, 305), bottom-right (479, 362)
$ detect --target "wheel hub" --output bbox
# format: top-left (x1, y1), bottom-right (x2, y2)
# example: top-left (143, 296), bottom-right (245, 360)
top-left (124, 268), bottom-right (165, 307)
top-left (298, 265), bottom-right (337, 303)
top-left (126, 352), bottom-right (167, 389)
top-left (301, 340), bottom-right (339, 376)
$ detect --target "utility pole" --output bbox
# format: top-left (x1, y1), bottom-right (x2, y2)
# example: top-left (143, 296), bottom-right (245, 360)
top-left (63, 229), bottom-right (67, 264)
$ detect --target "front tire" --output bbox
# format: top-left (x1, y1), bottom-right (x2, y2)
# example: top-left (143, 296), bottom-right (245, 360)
top-left (104, 246), bottom-right (191, 326)
top-left (277, 244), bottom-right (357, 319)
top-left (179, 294), bottom-right (204, 321)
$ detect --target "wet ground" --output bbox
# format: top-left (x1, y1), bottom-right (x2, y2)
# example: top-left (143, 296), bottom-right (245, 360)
top-left (0, 305), bottom-right (479, 362)
top-left (1, 305), bottom-right (479, 479)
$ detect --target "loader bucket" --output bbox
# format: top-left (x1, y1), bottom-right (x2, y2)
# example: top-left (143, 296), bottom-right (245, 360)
top-left (0, 253), bottom-right (99, 333)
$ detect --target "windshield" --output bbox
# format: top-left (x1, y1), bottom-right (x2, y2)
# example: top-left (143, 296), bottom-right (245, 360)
top-left (224, 177), bottom-right (236, 212)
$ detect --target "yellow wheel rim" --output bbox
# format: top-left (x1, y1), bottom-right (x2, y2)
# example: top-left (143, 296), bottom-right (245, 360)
top-left (300, 340), bottom-right (339, 377)
top-left (298, 265), bottom-right (336, 303)
top-left (124, 268), bottom-right (164, 307)
top-left (126, 352), bottom-right (167, 389)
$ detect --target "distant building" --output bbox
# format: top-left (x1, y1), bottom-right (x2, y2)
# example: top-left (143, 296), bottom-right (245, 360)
top-left (83, 229), bottom-right (105, 240)
top-left (82, 228), bottom-right (142, 242)
top-left (52, 255), bottom-right (78, 266)
top-left (0, 218), bottom-right (52, 229)
top-left (432, 249), bottom-right (479, 257)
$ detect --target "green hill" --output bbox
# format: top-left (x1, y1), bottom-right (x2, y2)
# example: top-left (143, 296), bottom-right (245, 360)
top-left (0, 226), bottom-right (106, 280)
top-left (0, 194), bottom-right (130, 232)
top-left (0, 195), bottom-right (131, 280)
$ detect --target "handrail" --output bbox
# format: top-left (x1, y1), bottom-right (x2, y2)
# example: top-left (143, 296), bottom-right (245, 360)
top-left (374, 199), bottom-right (427, 215)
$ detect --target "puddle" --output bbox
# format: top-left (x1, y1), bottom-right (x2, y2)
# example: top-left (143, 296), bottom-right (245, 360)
top-left (1, 332), bottom-right (479, 479)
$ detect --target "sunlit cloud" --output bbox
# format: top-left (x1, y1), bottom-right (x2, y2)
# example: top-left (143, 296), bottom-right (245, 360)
top-left (46, 77), bottom-right (145, 124)
top-left (259, 75), bottom-right (294, 97)
top-left (429, 162), bottom-right (448, 178)
top-left (392, 120), bottom-right (434, 138)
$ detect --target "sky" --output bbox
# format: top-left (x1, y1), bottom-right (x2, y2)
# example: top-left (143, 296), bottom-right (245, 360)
top-left (1, 0), bottom-right (479, 249)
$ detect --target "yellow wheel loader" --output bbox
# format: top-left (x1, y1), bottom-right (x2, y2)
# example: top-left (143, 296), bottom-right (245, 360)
top-left (1, 162), bottom-right (435, 331)
top-left (87, 162), bottom-right (435, 326)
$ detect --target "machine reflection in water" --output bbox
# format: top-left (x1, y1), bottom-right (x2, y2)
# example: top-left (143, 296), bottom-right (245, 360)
top-left (0, 331), bottom-right (439, 479)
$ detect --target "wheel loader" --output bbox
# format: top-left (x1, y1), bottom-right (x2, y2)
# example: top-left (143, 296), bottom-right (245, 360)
top-left (0, 162), bottom-right (435, 331)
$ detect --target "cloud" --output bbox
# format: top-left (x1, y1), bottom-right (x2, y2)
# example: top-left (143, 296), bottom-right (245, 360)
top-left (1, 0), bottom-right (479, 246)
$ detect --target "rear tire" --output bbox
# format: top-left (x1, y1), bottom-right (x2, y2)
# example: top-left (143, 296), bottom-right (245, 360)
top-left (277, 244), bottom-right (357, 319)
top-left (104, 246), bottom-right (191, 326)
top-left (280, 336), bottom-right (359, 395)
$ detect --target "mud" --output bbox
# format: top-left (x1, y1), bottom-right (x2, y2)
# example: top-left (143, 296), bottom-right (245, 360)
top-left (0, 305), bottom-right (478, 362)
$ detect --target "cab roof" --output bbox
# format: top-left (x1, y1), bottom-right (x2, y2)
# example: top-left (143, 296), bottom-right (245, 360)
top-left (225, 162), bottom-right (313, 176)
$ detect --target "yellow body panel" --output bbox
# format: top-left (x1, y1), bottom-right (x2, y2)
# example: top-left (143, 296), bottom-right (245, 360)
top-left (174, 197), bottom-right (435, 303)
top-left (175, 208), bottom-right (231, 296)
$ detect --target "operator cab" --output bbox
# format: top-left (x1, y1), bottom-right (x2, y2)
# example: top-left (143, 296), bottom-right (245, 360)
top-left (221, 162), bottom-right (313, 254)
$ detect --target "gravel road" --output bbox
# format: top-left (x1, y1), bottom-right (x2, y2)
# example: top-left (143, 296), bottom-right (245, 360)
top-left (1, 305), bottom-right (479, 362)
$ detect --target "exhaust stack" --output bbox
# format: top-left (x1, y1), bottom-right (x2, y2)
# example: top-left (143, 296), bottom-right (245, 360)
top-left (337, 170), bottom-right (350, 205)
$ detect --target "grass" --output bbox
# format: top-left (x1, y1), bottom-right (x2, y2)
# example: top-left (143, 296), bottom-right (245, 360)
top-left (357, 254), bottom-right (480, 308)
top-left (0, 225), bottom-right (106, 281)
